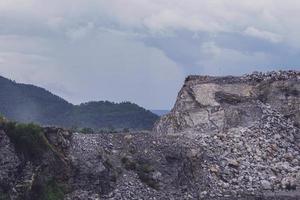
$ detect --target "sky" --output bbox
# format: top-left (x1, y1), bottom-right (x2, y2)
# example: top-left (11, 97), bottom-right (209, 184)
top-left (0, 0), bottom-right (300, 109)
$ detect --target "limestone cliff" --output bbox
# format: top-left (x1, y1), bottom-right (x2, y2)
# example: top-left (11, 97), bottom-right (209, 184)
top-left (154, 70), bottom-right (300, 198)
top-left (155, 71), bottom-right (300, 134)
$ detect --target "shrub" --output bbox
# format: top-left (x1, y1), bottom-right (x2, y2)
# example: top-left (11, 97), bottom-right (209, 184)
top-left (40, 180), bottom-right (64, 200)
top-left (0, 192), bottom-right (9, 200)
top-left (123, 128), bottom-right (130, 133)
top-left (0, 115), bottom-right (8, 125)
top-left (136, 163), bottom-right (159, 190)
top-left (121, 156), bottom-right (136, 170)
top-left (80, 127), bottom-right (94, 134)
top-left (137, 172), bottom-right (159, 190)
top-left (3, 122), bottom-right (50, 160)
top-left (121, 157), bottom-right (159, 189)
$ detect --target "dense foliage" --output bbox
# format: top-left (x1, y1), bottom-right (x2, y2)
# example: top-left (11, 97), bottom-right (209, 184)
top-left (2, 121), bottom-right (49, 160)
top-left (65, 101), bottom-right (158, 130)
top-left (0, 76), bottom-right (158, 130)
top-left (39, 180), bottom-right (64, 200)
top-left (0, 116), bottom-right (66, 199)
top-left (0, 192), bottom-right (9, 200)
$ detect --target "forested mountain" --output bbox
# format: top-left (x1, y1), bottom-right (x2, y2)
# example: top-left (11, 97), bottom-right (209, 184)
top-left (0, 76), bottom-right (158, 130)
top-left (65, 101), bottom-right (158, 130)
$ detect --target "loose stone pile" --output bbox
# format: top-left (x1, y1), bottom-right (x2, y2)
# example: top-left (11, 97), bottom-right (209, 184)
top-left (243, 70), bottom-right (300, 82)
top-left (189, 101), bottom-right (300, 198)
top-left (0, 130), bottom-right (21, 197)
top-left (1, 70), bottom-right (299, 200)
top-left (155, 70), bottom-right (300, 199)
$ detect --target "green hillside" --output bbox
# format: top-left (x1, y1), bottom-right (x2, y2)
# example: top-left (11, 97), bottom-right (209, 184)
top-left (0, 76), bottom-right (158, 130)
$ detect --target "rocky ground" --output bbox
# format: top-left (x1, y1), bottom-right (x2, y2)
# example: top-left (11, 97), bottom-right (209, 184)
top-left (154, 70), bottom-right (300, 199)
top-left (0, 70), bottom-right (299, 200)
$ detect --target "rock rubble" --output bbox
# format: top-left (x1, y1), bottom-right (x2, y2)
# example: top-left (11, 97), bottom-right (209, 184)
top-left (0, 70), bottom-right (299, 200)
top-left (155, 70), bottom-right (300, 199)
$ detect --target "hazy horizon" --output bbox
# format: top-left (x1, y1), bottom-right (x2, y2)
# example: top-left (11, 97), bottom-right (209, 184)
top-left (0, 1), bottom-right (300, 109)
top-left (0, 73), bottom-right (172, 110)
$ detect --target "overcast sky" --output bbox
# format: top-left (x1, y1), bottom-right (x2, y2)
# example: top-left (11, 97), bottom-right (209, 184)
top-left (0, 0), bottom-right (300, 109)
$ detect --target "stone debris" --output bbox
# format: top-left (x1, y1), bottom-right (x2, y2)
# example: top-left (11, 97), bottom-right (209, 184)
top-left (243, 70), bottom-right (300, 82)
top-left (154, 70), bottom-right (300, 199)
top-left (0, 70), bottom-right (299, 200)
top-left (0, 130), bottom-right (21, 198)
top-left (185, 102), bottom-right (300, 197)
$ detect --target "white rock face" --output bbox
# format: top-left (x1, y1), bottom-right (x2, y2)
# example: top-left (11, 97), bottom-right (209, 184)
top-left (192, 83), bottom-right (253, 107)
top-left (154, 71), bottom-right (300, 198)
top-left (155, 71), bottom-right (300, 135)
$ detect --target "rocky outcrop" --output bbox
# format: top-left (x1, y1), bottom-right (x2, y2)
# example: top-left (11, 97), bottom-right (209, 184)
top-left (155, 70), bottom-right (300, 134)
top-left (0, 130), bottom-right (21, 199)
top-left (0, 126), bottom-right (209, 200)
top-left (0, 125), bottom-right (71, 200)
top-left (154, 70), bottom-right (300, 198)
top-left (0, 70), bottom-right (299, 200)
top-left (2, 124), bottom-right (298, 200)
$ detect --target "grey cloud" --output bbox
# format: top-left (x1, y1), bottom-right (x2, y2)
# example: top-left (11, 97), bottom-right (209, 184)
top-left (0, 0), bottom-right (300, 109)
top-left (0, 29), bottom-right (184, 109)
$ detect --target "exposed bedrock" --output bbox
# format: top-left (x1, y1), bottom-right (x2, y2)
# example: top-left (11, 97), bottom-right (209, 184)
top-left (0, 70), bottom-right (299, 200)
top-left (154, 70), bottom-right (300, 199)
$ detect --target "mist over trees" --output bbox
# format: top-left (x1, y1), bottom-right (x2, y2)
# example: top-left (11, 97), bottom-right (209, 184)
top-left (0, 76), bottom-right (158, 130)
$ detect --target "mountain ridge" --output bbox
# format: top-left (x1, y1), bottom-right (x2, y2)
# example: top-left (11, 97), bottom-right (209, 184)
top-left (0, 75), bottom-right (158, 130)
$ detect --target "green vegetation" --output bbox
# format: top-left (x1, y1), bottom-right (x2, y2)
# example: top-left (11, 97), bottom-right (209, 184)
top-left (121, 156), bottom-right (137, 170)
top-left (2, 121), bottom-right (50, 160)
top-left (0, 76), bottom-right (158, 130)
top-left (136, 162), bottom-right (159, 190)
top-left (123, 128), bottom-right (130, 133)
top-left (139, 163), bottom-right (155, 173)
top-left (0, 76), bottom-right (72, 125)
top-left (0, 192), bottom-right (9, 200)
top-left (39, 180), bottom-right (64, 200)
top-left (73, 127), bottom-right (133, 134)
top-left (0, 118), bottom-right (66, 199)
top-left (0, 115), bottom-right (7, 124)
top-left (80, 127), bottom-right (94, 134)
top-left (66, 101), bottom-right (158, 130)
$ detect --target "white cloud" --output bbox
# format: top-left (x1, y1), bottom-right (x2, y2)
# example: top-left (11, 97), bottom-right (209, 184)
top-left (244, 27), bottom-right (282, 43)
top-left (65, 22), bottom-right (95, 40)
top-left (0, 30), bottom-right (184, 109)
top-left (1, 0), bottom-right (300, 45)
top-left (0, 0), bottom-right (300, 109)
top-left (198, 42), bottom-right (272, 75)
top-left (92, 0), bottom-right (300, 46)
top-left (0, 57), bottom-right (5, 64)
